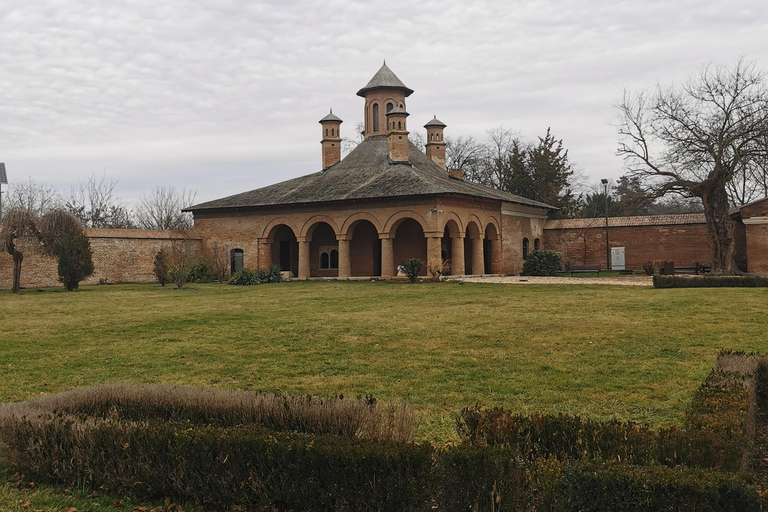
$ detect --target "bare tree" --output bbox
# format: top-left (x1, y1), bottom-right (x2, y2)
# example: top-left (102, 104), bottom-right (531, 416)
top-left (445, 135), bottom-right (484, 175)
top-left (2, 208), bottom-right (38, 293)
top-left (134, 186), bottom-right (196, 231)
top-left (617, 59), bottom-right (768, 274)
top-left (208, 240), bottom-right (230, 283)
top-left (3, 178), bottom-right (62, 217)
top-left (65, 174), bottom-right (133, 228)
top-left (341, 121), bottom-right (365, 157)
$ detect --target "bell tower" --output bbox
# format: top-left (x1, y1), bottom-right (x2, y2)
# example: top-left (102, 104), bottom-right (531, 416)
top-left (424, 116), bottom-right (447, 169)
top-left (357, 62), bottom-right (414, 139)
top-left (319, 109), bottom-right (342, 169)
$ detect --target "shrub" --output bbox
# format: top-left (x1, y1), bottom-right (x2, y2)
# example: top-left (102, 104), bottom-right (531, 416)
top-left (543, 460), bottom-right (761, 512)
top-left (654, 275), bottom-right (768, 288)
top-left (399, 258), bottom-right (423, 282)
top-left (187, 258), bottom-right (215, 283)
top-left (229, 266), bottom-right (283, 286)
top-left (642, 259), bottom-right (668, 275)
top-left (153, 248), bottom-right (170, 286)
top-left (56, 229), bottom-right (94, 290)
top-left (521, 250), bottom-right (562, 276)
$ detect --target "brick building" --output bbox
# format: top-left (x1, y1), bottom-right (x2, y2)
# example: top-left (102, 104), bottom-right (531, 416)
top-left (186, 63), bottom-right (554, 278)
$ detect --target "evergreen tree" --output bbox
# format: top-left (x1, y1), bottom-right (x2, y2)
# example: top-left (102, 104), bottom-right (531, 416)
top-left (56, 228), bottom-right (94, 291)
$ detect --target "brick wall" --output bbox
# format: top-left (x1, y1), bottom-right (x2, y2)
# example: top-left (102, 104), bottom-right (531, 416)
top-left (0, 228), bottom-right (201, 290)
top-left (544, 215), bottom-right (713, 270)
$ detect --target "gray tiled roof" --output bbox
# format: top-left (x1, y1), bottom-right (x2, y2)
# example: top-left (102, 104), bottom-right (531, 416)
top-left (319, 110), bottom-right (342, 123)
top-left (186, 136), bottom-right (555, 212)
top-left (424, 116), bottom-right (446, 128)
top-left (356, 63), bottom-right (414, 97)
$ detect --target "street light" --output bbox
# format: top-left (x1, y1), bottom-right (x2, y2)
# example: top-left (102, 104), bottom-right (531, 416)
top-left (0, 163), bottom-right (7, 225)
top-left (601, 178), bottom-right (610, 271)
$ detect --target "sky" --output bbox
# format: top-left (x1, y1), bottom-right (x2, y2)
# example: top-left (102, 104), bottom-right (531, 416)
top-left (2, 0), bottom-right (768, 207)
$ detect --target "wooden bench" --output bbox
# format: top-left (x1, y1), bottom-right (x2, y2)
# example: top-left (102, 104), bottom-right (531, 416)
top-left (566, 264), bottom-right (601, 276)
top-left (672, 263), bottom-right (712, 275)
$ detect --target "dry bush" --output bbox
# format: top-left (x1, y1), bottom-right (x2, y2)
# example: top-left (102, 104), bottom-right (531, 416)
top-left (0, 383), bottom-right (414, 443)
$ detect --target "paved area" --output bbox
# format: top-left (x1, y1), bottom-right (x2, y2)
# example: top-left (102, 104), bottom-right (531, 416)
top-left (456, 275), bottom-right (653, 286)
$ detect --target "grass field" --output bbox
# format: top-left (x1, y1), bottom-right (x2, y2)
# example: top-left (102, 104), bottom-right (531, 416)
top-left (1, 279), bottom-right (767, 510)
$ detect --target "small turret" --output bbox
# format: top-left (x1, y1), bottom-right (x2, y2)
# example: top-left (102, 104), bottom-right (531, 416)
top-left (386, 106), bottom-right (409, 163)
top-left (424, 116), bottom-right (447, 169)
top-left (319, 109), bottom-right (343, 169)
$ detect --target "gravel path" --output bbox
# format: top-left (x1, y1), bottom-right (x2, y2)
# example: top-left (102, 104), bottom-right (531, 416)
top-left (456, 275), bottom-right (653, 286)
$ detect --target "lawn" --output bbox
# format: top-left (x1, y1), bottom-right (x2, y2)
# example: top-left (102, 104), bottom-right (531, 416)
top-left (2, 280), bottom-right (767, 442)
top-left (1, 280), bottom-right (767, 510)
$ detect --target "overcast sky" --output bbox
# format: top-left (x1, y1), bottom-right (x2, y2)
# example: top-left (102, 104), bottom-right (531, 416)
top-left (2, 0), bottom-right (767, 207)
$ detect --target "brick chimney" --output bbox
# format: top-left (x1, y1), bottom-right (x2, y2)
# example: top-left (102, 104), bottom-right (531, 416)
top-left (424, 116), bottom-right (447, 169)
top-left (386, 106), bottom-right (410, 163)
top-left (319, 109), bottom-right (342, 169)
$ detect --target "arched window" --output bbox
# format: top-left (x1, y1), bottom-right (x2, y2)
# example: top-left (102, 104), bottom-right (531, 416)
top-left (231, 248), bottom-right (244, 273)
top-left (534, 238), bottom-right (540, 251)
top-left (320, 252), bottom-right (330, 269)
top-left (373, 104), bottom-right (379, 132)
top-left (522, 238), bottom-right (530, 259)
top-left (325, 128), bottom-right (328, 136)
top-left (331, 128), bottom-right (334, 136)
top-left (386, 102), bottom-right (393, 112)
top-left (398, 121), bottom-right (402, 129)
top-left (330, 250), bottom-right (339, 269)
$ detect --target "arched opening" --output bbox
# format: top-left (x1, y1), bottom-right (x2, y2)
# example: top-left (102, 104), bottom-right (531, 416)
top-left (534, 238), bottom-right (540, 251)
top-left (484, 224), bottom-right (499, 274)
top-left (465, 222), bottom-right (482, 275)
top-left (523, 238), bottom-right (530, 260)
top-left (308, 222), bottom-right (338, 277)
top-left (386, 102), bottom-right (393, 113)
top-left (269, 225), bottom-right (298, 276)
top-left (350, 220), bottom-right (381, 277)
top-left (393, 218), bottom-right (427, 276)
top-left (230, 248), bottom-right (244, 274)
top-left (373, 103), bottom-right (379, 132)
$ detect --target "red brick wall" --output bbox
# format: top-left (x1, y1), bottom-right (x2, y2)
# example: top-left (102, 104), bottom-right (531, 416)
top-left (544, 223), bottom-right (713, 270)
top-left (0, 230), bottom-right (201, 290)
top-left (745, 224), bottom-right (768, 274)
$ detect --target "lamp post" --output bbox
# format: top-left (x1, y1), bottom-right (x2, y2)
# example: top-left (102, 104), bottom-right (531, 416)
top-left (601, 178), bottom-right (610, 271)
top-left (0, 163), bottom-right (7, 225)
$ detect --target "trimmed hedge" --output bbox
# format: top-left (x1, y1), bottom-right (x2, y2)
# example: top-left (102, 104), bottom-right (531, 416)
top-left (228, 265), bottom-right (283, 285)
top-left (544, 460), bottom-right (761, 512)
top-left (654, 275), bottom-right (768, 288)
top-left (456, 371), bottom-right (750, 472)
top-left (522, 250), bottom-right (563, 276)
top-left (0, 416), bottom-right (432, 512)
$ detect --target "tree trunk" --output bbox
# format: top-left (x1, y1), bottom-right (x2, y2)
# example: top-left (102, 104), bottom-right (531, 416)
top-left (701, 186), bottom-right (736, 275)
top-left (12, 250), bottom-right (23, 293)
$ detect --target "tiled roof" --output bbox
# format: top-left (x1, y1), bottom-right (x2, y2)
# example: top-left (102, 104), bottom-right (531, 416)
top-left (356, 63), bottom-right (414, 97)
top-left (319, 110), bottom-right (342, 123)
top-left (187, 136), bottom-right (555, 212)
top-left (545, 213), bottom-right (707, 230)
top-left (424, 116), bottom-right (446, 128)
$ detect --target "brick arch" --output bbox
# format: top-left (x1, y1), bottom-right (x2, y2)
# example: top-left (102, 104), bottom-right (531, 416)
top-left (383, 210), bottom-right (430, 236)
top-left (484, 216), bottom-right (501, 238)
top-left (440, 212), bottom-right (464, 237)
top-left (341, 212), bottom-right (383, 237)
top-left (262, 218), bottom-right (300, 241)
top-left (300, 215), bottom-right (340, 240)
top-left (465, 214), bottom-right (484, 235)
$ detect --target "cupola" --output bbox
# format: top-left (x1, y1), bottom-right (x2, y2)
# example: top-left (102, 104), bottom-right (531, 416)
top-left (424, 116), bottom-right (447, 169)
top-left (319, 109), bottom-right (342, 169)
top-left (357, 62), bottom-right (413, 139)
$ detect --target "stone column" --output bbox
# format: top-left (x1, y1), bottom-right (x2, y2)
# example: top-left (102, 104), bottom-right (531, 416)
top-left (490, 234), bottom-right (502, 274)
top-left (337, 236), bottom-right (351, 279)
top-left (426, 233), bottom-right (443, 276)
top-left (471, 234), bottom-right (485, 275)
top-left (380, 236), bottom-right (394, 278)
top-left (451, 233), bottom-right (465, 275)
top-left (258, 239), bottom-right (271, 270)
top-left (298, 237), bottom-right (310, 279)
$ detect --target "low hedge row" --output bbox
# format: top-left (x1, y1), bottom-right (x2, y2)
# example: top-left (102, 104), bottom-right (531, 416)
top-left (457, 371), bottom-right (750, 472)
top-left (653, 275), bottom-right (768, 288)
top-left (1, 412), bottom-right (764, 511)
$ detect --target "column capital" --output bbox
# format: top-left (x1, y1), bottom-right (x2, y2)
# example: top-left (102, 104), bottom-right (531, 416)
top-left (378, 233), bottom-right (394, 240)
top-left (297, 236), bottom-right (309, 243)
top-left (336, 234), bottom-right (352, 241)
top-left (423, 230), bottom-right (443, 238)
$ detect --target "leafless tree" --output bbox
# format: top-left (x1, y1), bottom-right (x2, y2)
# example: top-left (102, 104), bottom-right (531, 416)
top-left (408, 130), bottom-right (425, 152)
top-left (166, 239), bottom-right (199, 288)
top-left (445, 135), bottom-right (484, 175)
top-left (65, 174), bottom-right (133, 228)
top-left (2, 208), bottom-right (38, 293)
top-left (134, 186), bottom-right (196, 231)
top-left (341, 121), bottom-right (365, 157)
top-left (617, 59), bottom-right (768, 274)
top-left (208, 240), bottom-right (230, 283)
top-left (3, 178), bottom-right (62, 217)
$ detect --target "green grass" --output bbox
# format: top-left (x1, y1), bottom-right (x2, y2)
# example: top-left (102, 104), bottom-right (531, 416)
top-left (1, 280), bottom-right (767, 510)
